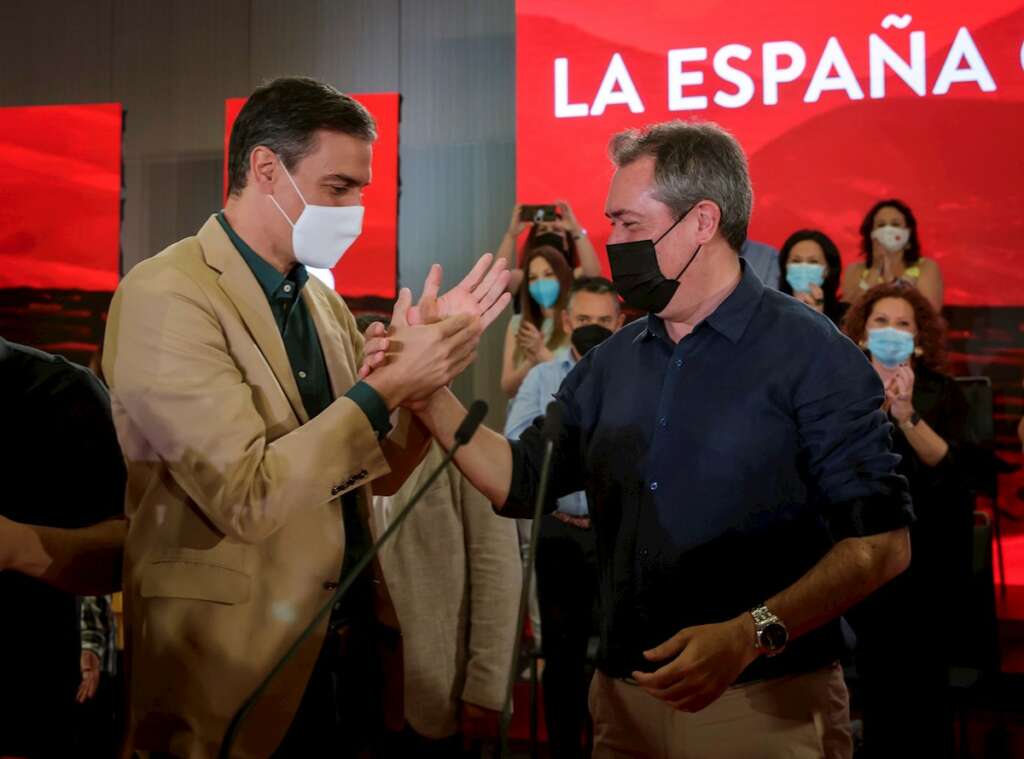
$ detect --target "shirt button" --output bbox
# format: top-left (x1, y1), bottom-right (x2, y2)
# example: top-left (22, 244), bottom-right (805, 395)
top-left (283, 283), bottom-right (293, 293)
top-left (674, 358), bottom-right (683, 368)
top-left (658, 417), bottom-right (667, 427)
top-left (650, 481), bottom-right (658, 491)
top-left (298, 370), bottom-right (307, 379)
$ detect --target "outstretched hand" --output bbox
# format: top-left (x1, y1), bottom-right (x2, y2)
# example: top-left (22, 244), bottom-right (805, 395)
top-left (407, 253), bottom-right (512, 329)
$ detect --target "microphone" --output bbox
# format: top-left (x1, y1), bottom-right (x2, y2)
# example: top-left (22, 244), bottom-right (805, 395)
top-left (541, 399), bottom-right (564, 445)
top-left (456, 399), bottom-right (489, 446)
top-left (220, 400), bottom-right (488, 758)
top-left (500, 401), bottom-right (563, 757)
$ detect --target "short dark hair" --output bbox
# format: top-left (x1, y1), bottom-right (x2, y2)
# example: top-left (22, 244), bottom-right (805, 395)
top-left (609, 121), bottom-right (753, 251)
top-left (859, 198), bottom-right (920, 268)
top-left (569, 276), bottom-right (620, 310)
top-left (227, 77), bottom-right (377, 197)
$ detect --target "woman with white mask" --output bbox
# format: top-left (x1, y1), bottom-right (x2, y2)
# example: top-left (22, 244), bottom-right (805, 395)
top-left (841, 198), bottom-right (944, 312)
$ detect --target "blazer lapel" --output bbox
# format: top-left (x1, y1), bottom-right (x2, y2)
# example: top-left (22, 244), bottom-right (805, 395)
top-left (196, 216), bottom-right (309, 425)
top-left (303, 282), bottom-right (357, 400)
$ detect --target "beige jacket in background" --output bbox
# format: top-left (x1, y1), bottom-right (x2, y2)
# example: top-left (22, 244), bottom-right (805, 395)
top-left (104, 216), bottom-right (420, 759)
top-left (373, 442), bottom-right (522, 739)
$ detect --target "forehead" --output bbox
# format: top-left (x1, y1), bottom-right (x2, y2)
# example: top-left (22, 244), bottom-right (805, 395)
top-left (870, 296), bottom-right (914, 319)
top-left (874, 206), bottom-right (906, 224)
top-left (570, 290), bottom-right (618, 313)
top-left (528, 254), bottom-right (556, 273)
top-left (605, 156), bottom-right (662, 215)
top-left (296, 129), bottom-right (373, 185)
top-left (790, 240), bottom-right (825, 259)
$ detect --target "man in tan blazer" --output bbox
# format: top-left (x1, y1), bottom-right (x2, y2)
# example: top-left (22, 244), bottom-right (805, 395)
top-left (103, 77), bottom-right (510, 758)
top-left (372, 441), bottom-right (521, 755)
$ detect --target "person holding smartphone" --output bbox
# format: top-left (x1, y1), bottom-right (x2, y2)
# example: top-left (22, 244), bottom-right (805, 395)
top-left (496, 200), bottom-right (603, 298)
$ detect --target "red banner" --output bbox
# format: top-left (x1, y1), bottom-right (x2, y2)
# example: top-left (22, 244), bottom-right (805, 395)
top-left (0, 103), bottom-right (122, 291)
top-left (517, 1), bottom-right (1024, 306)
top-left (225, 93), bottom-right (400, 300)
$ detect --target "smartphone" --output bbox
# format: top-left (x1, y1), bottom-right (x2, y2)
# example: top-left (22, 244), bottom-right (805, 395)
top-left (520, 204), bottom-right (558, 223)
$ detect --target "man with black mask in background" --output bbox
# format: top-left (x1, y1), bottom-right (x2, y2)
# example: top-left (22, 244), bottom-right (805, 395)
top-left (504, 276), bottom-right (624, 758)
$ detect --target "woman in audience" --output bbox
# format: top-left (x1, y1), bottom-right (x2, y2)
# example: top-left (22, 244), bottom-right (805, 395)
top-left (500, 244), bottom-right (573, 397)
top-left (778, 229), bottom-right (847, 324)
top-left (841, 199), bottom-right (944, 312)
top-left (497, 200), bottom-right (602, 297)
top-left (841, 282), bottom-right (973, 758)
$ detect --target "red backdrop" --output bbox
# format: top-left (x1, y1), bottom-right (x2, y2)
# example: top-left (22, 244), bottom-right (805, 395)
top-left (516, 0), bottom-right (1024, 306)
top-left (0, 103), bottom-right (122, 290)
top-left (225, 93), bottom-right (400, 300)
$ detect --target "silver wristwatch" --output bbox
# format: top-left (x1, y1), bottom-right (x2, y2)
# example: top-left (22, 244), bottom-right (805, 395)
top-left (750, 604), bottom-right (788, 657)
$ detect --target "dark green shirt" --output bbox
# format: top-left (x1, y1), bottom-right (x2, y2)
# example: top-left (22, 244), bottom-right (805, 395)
top-left (216, 212), bottom-right (386, 621)
top-left (215, 212), bottom-right (389, 431)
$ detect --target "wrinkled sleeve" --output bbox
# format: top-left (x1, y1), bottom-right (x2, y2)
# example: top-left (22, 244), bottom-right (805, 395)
top-left (501, 359), bottom-right (590, 518)
top-left (795, 331), bottom-right (914, 540)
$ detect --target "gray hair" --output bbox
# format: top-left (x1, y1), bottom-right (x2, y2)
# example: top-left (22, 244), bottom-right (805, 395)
top-left (608, 121), bottom-right (752, 251)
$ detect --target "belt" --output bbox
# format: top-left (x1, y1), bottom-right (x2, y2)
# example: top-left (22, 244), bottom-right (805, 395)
top-left (553, 511), bottom-right (591, 529)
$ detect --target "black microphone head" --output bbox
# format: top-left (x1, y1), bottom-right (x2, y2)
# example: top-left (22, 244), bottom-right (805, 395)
top-left (454, 400), bottom-right (489, 445)
top-left (542, 401), bottom-right (564, 444)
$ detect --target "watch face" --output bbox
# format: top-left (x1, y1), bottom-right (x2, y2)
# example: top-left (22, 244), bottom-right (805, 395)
top-left (761, 623), bottom-right (788, 652)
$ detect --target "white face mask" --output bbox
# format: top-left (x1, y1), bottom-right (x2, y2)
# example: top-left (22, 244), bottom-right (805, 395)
top-left (871, 225), bottom-right (910, 254)
top-left (268, 162), bottom-right (364, 270)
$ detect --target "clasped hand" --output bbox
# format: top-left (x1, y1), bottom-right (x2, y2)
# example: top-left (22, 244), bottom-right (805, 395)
top-left (359, 254), bottom-right (511, 407)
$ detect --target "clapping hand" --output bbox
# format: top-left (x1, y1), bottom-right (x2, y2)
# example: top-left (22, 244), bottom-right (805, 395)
top-left (515, 320), bottom-right (551, 363)
top-left (407, 253), bottom-right (511, 329)
top-left (357, 254), bottom-right (512, 404)
top-left (885, 364), bottom-right (916, 423)
top-left (794, 285), bottom-right (825, 313)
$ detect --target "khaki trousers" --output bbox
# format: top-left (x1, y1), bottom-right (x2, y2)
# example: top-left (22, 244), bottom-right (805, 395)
top-left (589, 663), bottom-right (852, 759)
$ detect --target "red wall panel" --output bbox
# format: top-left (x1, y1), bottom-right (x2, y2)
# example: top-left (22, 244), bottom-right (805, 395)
top-left (0, 103), bottom-right (122, 291)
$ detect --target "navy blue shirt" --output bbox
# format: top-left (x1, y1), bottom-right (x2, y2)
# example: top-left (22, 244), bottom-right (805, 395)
top-left (505, 261), bottom-right (913, 683)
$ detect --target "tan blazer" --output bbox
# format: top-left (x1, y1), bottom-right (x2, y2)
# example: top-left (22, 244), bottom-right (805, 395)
top-left (373, 442), bottom-right (522, 739)
top-left (103, 216), bottom-right (409, 759)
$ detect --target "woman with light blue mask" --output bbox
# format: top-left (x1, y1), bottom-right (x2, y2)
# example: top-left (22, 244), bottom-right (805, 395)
top-left (500, 245), bottom-right (573, 397)
top-left (841, 281), bottom-right (975, 758)
top-left (778, 229), bottom-right (846, 325)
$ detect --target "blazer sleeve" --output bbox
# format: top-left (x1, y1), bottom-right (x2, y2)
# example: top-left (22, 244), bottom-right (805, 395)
top-left (457, 467), bottom-right (522, 711)
top-left (331, 288), bottom-right (430, 495)
top-left (104, 261), bottom-right (390, 544)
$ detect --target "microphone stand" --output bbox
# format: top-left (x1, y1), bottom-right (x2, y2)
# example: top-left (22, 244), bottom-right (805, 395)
top-left (219, 400), bottom-right (489, 759)
top-left (499, 402), bottom-right (563, 758)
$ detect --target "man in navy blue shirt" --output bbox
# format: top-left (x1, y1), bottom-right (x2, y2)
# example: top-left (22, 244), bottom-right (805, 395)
top-left (379, 121), bottom-right (912, 758)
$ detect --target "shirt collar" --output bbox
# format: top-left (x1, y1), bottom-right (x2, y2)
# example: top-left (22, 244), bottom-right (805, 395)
top-left (634, 258), bottom-right (763, 345)
top-left (553, 345), bottom-right (576, 368)
top-left (216, 211), bottom-right (309, 304)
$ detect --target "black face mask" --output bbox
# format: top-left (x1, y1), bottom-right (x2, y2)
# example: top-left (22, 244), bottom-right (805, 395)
top-left (570, 323), bottom-right (614, 358)
top-left (606, 205), bottom-right (703, 314)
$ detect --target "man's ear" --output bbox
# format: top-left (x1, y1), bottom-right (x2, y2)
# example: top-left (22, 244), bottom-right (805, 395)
top-left (562, 308), bottom-right (574, 335)
top-left (249, 146), bottom-right (279, 195)
top-left (694, 200), bottom-right (722, 245)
